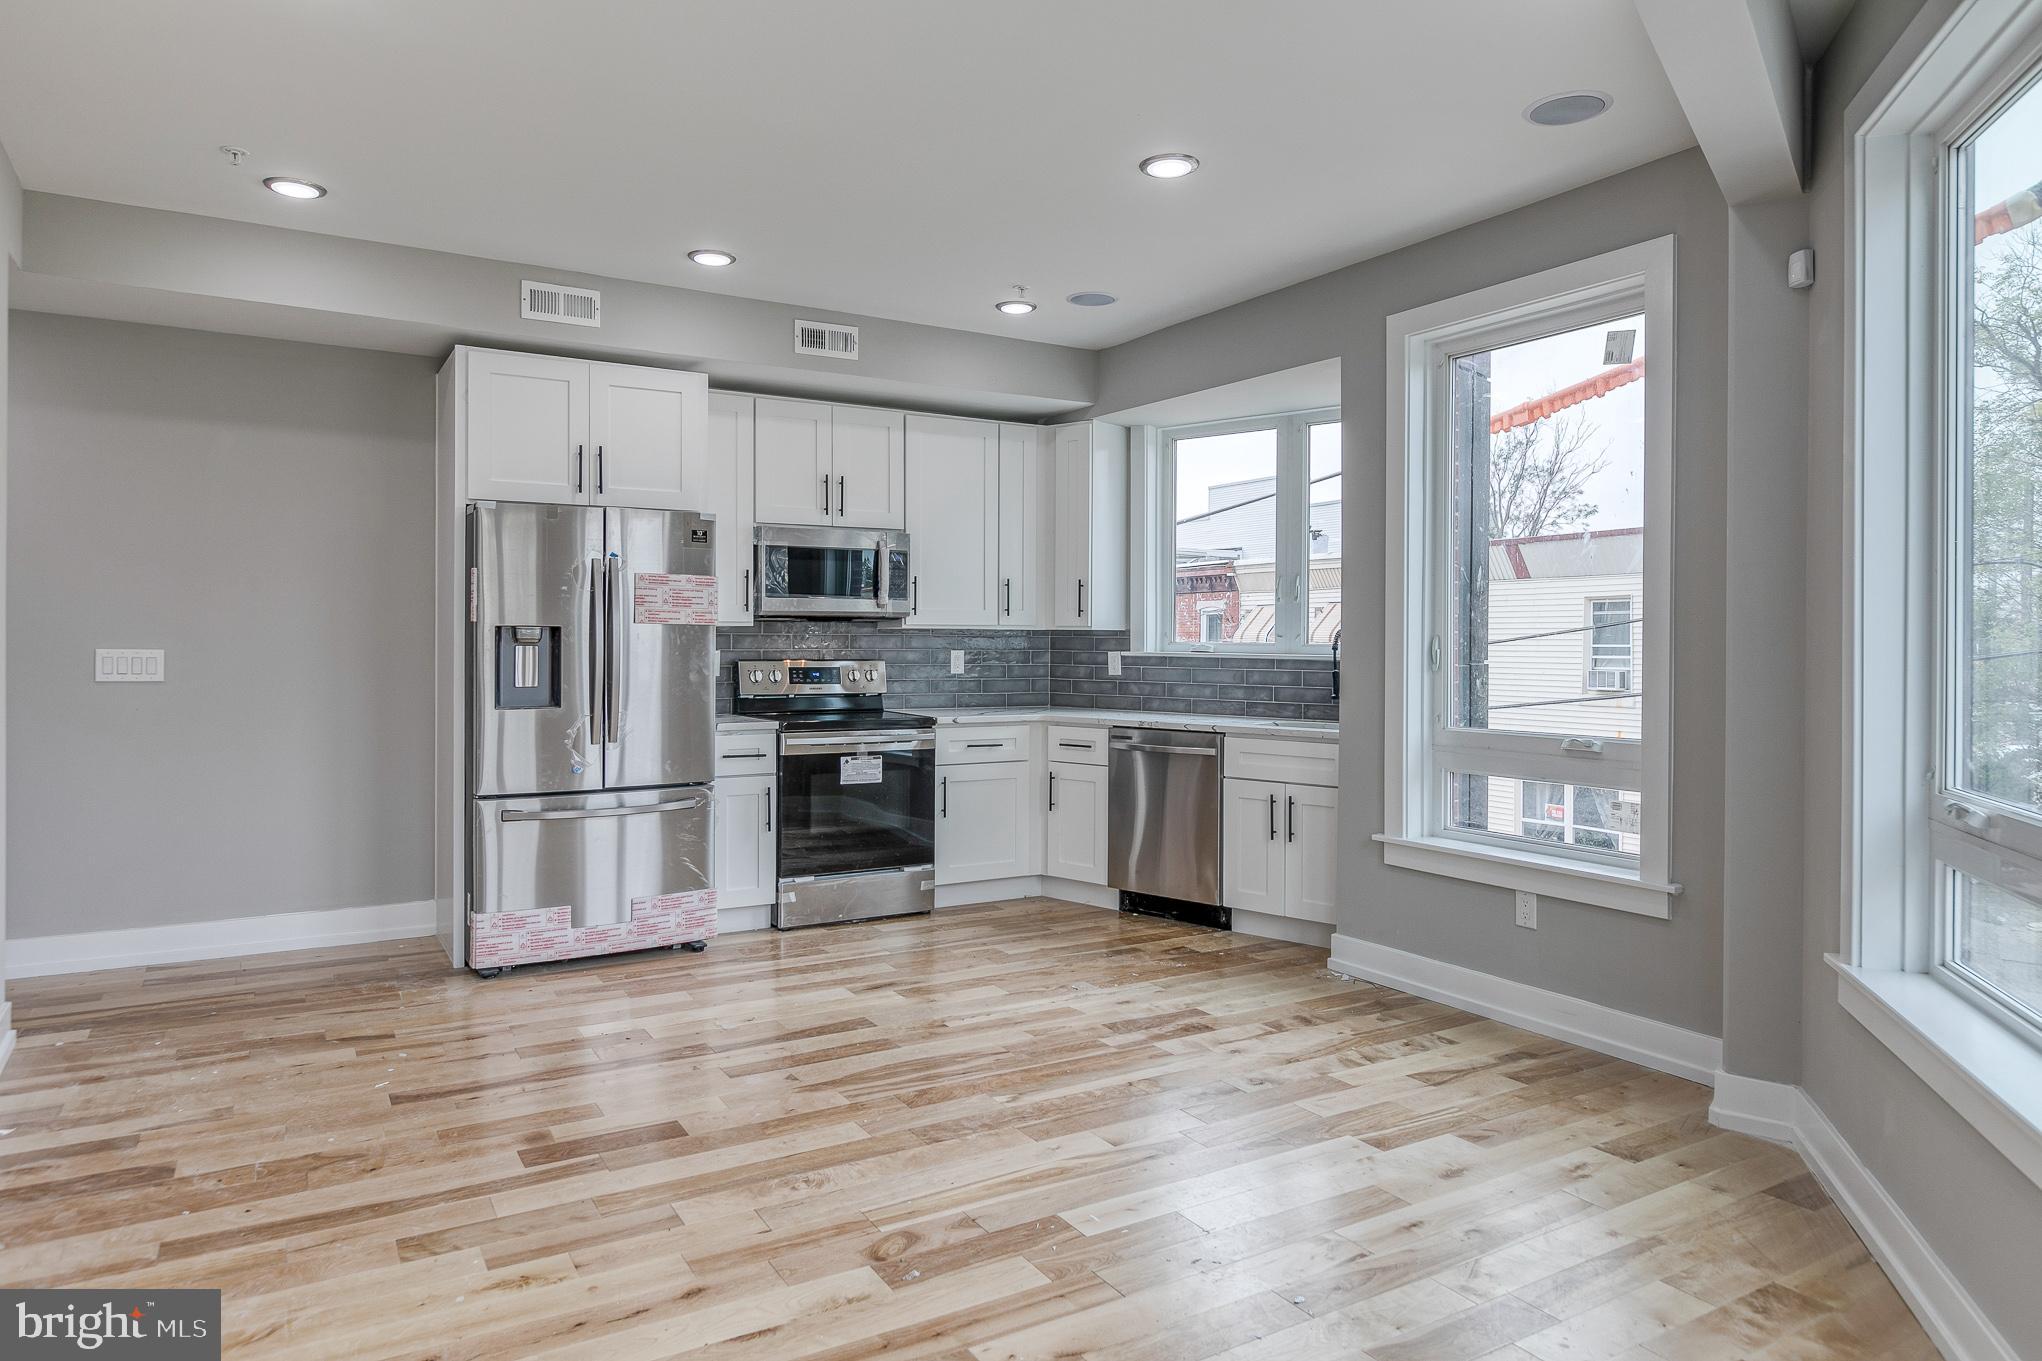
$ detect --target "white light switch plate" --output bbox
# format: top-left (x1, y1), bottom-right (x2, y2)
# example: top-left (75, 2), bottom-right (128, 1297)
top-left (97, 648), bottom-right (165, 683)
top-left (949, 650), bottom-right (966, 675)
top-left (1514, 890), bottom-right (1538, 929)
top-left (1107, 652), bottom-right (1124, 677)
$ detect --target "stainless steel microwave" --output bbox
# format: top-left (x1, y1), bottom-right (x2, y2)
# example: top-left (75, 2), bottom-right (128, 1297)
top-left (754, 525), bottom-right (912, 618)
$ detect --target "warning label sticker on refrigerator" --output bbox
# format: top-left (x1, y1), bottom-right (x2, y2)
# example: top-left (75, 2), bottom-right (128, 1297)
top-left (840, 755), bottom-right (883, 785)
top-left (633, 573), bottom-right (717, 625)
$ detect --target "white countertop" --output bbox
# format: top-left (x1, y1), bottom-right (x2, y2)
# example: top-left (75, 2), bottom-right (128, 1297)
top-left (902, 706), bottom-right (1337, 740)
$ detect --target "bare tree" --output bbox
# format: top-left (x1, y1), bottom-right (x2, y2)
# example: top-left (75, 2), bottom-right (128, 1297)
top-left (1488, 408), bottom-right (1605, 539)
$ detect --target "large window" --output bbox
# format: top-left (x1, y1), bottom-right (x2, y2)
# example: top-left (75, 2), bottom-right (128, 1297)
top-left (1938, 65), bottom-right (2042, 1032)
top-left (1383, 240), bottom-right (1674, 917)
top-left (1159, 409), bottom-right (1340, 654)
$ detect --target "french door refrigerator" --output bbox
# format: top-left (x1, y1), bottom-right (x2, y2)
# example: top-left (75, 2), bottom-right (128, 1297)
top-left (467, 503), bottom-right (718, 974)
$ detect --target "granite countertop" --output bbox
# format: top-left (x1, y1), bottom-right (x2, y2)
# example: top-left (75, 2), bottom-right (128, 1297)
top-left (901, 706), bottom-right (1338, 739)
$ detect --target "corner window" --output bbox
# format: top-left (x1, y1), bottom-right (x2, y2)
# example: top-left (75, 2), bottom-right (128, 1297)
top-left (1159, 409), bottom-right (1340, 654)
top-left (1382, 239), bottom-right (1675, 916)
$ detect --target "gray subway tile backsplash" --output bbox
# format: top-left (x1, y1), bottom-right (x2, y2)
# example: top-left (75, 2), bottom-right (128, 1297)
top-left (714, 621), bottom-right (1336, 720)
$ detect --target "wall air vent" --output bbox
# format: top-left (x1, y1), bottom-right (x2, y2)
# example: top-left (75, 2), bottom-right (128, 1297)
top-left (794, 319), bottom-right (860, 360)
top-left (521, 280), bottom-right (602, 327)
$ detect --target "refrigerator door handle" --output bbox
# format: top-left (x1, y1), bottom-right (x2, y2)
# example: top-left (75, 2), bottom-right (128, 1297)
top-left (500, 795), bottom-right (706, 822)
top-left (603, 554), bottom-right (621, 744)
top-left (587, 556), bottom-right (604, 745)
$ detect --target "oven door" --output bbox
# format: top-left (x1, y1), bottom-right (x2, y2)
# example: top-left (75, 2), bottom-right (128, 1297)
top-left (776, 730), bottom-right (935, 880)
top-left (754, 526), bottom-right (910, 618)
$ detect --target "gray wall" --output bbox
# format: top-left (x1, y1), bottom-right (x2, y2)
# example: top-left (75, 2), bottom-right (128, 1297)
top-left (7, 314), bottom-right (436, 937)
top-left (1799, 0), bottom-right (2042, 1351)
top-left (1092, 149), bottom-right (1732, 1037)
top-left (1, 140), bottom-right (18, 996)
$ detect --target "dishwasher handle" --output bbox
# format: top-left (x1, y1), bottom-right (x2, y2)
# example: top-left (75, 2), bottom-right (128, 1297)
top-left (1112, 739), bottom-right (1219, 757)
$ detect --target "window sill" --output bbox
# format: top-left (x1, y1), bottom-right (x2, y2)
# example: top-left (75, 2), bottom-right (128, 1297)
top-left (1829, 956), bottom-right (2042, 1192)
top-left (1374, 833), bottom-right (1679, 917)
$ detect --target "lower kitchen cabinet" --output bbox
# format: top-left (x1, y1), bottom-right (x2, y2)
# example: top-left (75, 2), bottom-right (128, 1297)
top-left (1221, 776), bottom-right (1338, 924)
top-left (713, 775), bottom-right (777, 910)
top-left (936, 761), bottom-right (1041, 884)
top-left (1043, 760), bottom-right (1108, 884)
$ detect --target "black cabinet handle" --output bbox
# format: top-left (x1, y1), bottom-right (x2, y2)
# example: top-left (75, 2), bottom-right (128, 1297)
top-left (596, 444), bottom-right (605, 494)
top-left (838, 475), bottom-right (846, 516)
top-left (575, 444), bottom-right (584, 493)
top-left (1287, 795), bottom-right (1297, 843)
top-left (1268, 793), bottom-right (1277, 840)
top-left (1048, 770), bottom-right (1057, 811)
top-left (764, 786), bottom-right (772, 831)
top-left (940, 775), bottom-right (948, 818)
top-left (1004, 579), bottom-right (1012, 616)
top-left (1077, 578), bottom-right (1086, 617)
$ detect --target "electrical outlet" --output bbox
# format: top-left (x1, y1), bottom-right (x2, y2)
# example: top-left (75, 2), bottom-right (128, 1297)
top-left (1107, 652), bottom-right (1124, 677)
top-left (96, 648), bottom-right (165, 683)
top-left (949, 650), bottom-right (966, 675)
top-left (1514, 890), bottom-right (1538, 929)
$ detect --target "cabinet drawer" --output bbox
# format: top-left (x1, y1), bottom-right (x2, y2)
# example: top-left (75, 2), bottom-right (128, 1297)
top-left (1224, 735), bottom-right (1338, 788)
top-left (937, 725), bottom-right (1034, 764)
top-left (1045, 725), bottom-right (1108, 765)
top-left (715, 730), bottom-right (778, 776)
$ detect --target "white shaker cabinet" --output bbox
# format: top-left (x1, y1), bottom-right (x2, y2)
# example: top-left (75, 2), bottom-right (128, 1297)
top-left (705, 393), bottom-right (757, 625)
top-left (1220, 770), bottom-right (1339, 925)
top-left (1043, 760), bottom-right (1109, 885)
top-left (456, 347), bottom-right (707, 512)
top-left (713, 774), bottom-right (777, 910)
top-left (752, 398), bottom-right (906, 529)
top-left (1050, 420), bottom-right (1130, 629)
top-left (936, 761), bottom-right (1041, 884)
top-left (997, 424), bottom-right (1052, 627)
top-left (905, 415), bottom-right (1000, 627)
top-left (589, 362), bottom-right (709, 512)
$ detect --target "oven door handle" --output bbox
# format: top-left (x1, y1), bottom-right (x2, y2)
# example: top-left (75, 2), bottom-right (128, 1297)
top-left (780, 735), bottom-right (935, 756)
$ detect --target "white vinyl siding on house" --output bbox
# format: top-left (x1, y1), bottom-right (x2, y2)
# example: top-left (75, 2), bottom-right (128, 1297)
top-left (1486, 574), bottom-right (1643, 742)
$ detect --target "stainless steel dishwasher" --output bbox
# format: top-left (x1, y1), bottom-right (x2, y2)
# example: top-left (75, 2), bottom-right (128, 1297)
top-left (1107, 727), bottom-right (1222, 906)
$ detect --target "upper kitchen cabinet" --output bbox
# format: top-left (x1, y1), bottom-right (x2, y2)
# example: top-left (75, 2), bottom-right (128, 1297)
top-left (905, 415), bottom-right (1000, 628)
top-left (453, 347), bottom-right (708, 512)
top-left (1050, 421), bottom-right (1130, 629)
top-left (997, 424), bottom-right (1052, 627)
top-left (588, 363), bottom-right (709, 512)
top-left (752, 398), bottom-right (906, 529)
top-left (705, 393), bottom-right (757, 626)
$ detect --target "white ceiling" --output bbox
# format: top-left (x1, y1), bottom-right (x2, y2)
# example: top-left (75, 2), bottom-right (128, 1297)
top-left (0, 1), bottom-right (1697, 350)
top-left (1787, 0), bottom-right (1858, 59)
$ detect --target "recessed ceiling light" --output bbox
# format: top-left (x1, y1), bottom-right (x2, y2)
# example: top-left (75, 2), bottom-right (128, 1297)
top-left (995, 285), bottom-right (1037, 316)
top-left (1067, 291), bottom-right (1117, 307)
top-left (1138, 152), bottom-right (1200, 179)
top-left (1524, 92), bottom-right (1612, 127)
top-left (262, 176), bottom-right (327, 200)
top-left (688, 249), bottom-right (737, 267)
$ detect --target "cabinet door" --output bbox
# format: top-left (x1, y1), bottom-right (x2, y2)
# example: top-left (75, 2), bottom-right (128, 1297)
top-left (998, 425), bottom-right (1051, 627)
top-left (1284, 784), bottom-right (1339, 924)
top-left (1221, 778), bottom-right (1286, 916)
top-left (589, 364), bottom-right (707, 511)
top-left (753, 398), bottom-right (833, 525)
top-left (936, 762), bottom-right (1036, 884)
top-left (1051, 423), bottom-right (1092, 627)
top-left (1044, 761), bottom-right (1109, 885)
top-left (831, 406), bottom-right (907, 529)
top-left (905, 415), bottom-right (999, 627)
top-left (713, 775), bottom-right (776, 909)
top-left (466, 350), bottom-right (588, 504)
top-left (706, 394), bottom-right (756, 625)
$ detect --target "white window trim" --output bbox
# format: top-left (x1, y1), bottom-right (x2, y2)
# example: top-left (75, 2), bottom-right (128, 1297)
top-left (1846, 0), bottom-right (2042, 1191)
top-left (1379, 238), bottom-right (1678, 919)
top-left (1150, 407), bottom-right (1340, 657)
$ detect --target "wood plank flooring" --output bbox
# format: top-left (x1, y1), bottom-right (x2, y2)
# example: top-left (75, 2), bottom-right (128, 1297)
top-left (1, 901), bottom-right (1936, 1361)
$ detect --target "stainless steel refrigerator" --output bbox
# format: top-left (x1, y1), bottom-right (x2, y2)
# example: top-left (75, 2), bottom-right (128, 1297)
top-left (466, 503), bottom-right (718, 975)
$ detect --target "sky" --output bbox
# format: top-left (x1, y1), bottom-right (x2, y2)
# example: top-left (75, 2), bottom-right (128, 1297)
top-left (1480, 311), bottom-right (1647, 534)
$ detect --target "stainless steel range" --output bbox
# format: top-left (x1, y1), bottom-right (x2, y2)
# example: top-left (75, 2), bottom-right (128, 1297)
top-left (733, 659), bottom-right (936, 928)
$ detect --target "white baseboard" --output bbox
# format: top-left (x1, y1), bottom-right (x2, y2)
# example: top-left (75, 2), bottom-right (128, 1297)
top-left (1327, 932), bottom-right (1723, 1085)
top-left (1233, 907), bottom-right (1334, 947)
top-left (1789, 1089), bottom-right (2020, 1361)
top-left (5, 900), bottom-right (437, 979)
top-left (0, 1000), bottom-right (14, 1076)
top-left (1707, 1071), bottom-right (1802, 1144)
top-left (717, 904), bottom-right (772, 935)
top-left (933, 876), bottom-right (1119, 910)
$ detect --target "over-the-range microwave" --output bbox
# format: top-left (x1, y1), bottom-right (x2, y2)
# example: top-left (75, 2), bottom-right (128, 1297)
top-left (753, 524), bottom-right (912, 618)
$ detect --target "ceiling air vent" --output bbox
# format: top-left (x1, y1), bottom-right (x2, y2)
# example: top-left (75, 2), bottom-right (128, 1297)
top-left (794, 319), bottom-right (859, 360)
top-left (521, 280), bottom-right (602, 328)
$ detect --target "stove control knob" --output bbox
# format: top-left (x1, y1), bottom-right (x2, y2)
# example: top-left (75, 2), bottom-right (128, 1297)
top-left (769, 669), bottom-right (783, 684)
top-left (746, 668), bottom-right (762, 683)
top-left (864, 668), bottom-right (877, 682)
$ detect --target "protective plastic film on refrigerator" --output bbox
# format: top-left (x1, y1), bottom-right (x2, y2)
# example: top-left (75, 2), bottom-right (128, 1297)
top-left (466, 503), bottom-right (719, 973)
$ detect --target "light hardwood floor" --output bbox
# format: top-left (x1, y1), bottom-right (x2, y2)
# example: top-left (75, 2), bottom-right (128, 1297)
top-left (1, 901), bottom-right (1936, 1361)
